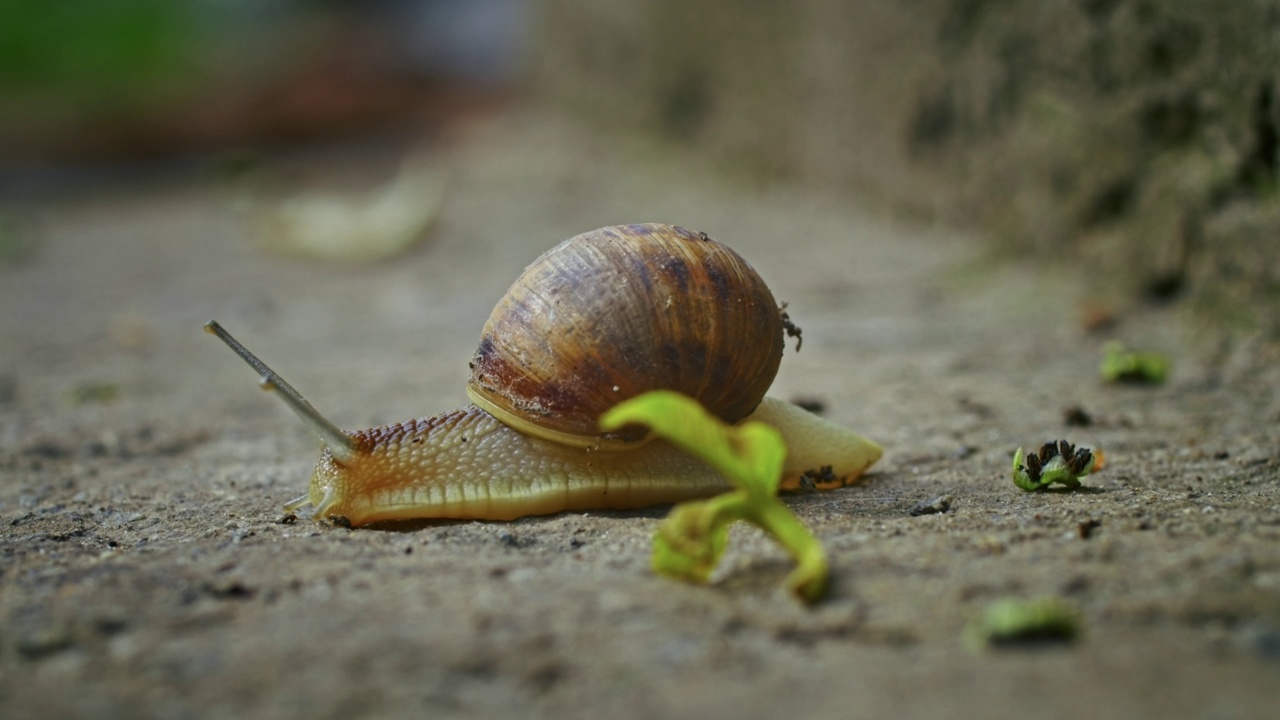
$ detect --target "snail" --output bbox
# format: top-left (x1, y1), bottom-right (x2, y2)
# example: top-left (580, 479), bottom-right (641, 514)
top-left (207, 223), bottom-right (882, 526)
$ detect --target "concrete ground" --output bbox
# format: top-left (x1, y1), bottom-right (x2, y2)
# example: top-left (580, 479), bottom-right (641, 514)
top-left (2, 107), bottom-right (1278, 719)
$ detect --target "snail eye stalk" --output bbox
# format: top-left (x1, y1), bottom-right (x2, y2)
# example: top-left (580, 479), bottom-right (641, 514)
top-left (204, 321), bottom-right (356, 463)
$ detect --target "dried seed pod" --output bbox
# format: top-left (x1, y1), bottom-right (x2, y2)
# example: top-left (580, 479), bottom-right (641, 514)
top-left (1025, 452), bottom-right (1043, 481)
top-left (1070, 448), bottom-right (1094, 475)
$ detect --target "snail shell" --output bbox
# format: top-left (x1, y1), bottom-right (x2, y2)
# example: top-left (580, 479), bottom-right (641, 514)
top-left (467, 223), bottom-right (783, 448)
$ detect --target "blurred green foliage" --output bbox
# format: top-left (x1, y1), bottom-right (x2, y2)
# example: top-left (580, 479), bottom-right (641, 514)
top-left (965, 596), bottom-right (1081, 651)
top-left (0, 0), bottom-right (204, 120)
top-left (1100, 342), bottom-right (1170, 384)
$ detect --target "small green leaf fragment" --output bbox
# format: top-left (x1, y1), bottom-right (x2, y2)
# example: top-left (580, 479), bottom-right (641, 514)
top-left (66, 382), bottom-right (121, 405)
top-left (601, 391), bottom-right (829, 603)
top-left (1011, 447), bottom-right (1039, 491)
top-left (1100, 342), bottom-right (1168, 384)
top-left (965, 596), bottom-right (1081, 651)
top-left (1011, 441), bottom-right (1096, 492)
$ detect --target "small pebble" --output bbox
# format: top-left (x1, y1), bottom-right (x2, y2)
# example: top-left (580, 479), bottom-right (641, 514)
top-left (1077, 518), bottom-right (1102, 539)
top-left (909, 495), bottom-right (952, 517)
top-left (1247, 626), bottom-right (1280, 660)
top-left (497, 530), bottom-right (535, 548)
top-left (1062, 405), bottom-right (1093, 427)
top-left (16, 624), bottom-right (75, 660)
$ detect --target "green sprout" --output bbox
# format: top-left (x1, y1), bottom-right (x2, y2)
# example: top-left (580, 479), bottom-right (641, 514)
top-left (600, 391), bottom-right (829, 603)
top-left (1012, 439), bottom-right (1096, 491)
top-left (1100, 342), bottom-right (1169, 384)
top-left (66, 381), bottom-right (121, 405)
top-left (965, 596), bottom-right (1081, 651)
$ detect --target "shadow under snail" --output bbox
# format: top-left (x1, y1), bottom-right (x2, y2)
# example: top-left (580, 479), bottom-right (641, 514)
top-left (207, 223), bottom-right (882, 526)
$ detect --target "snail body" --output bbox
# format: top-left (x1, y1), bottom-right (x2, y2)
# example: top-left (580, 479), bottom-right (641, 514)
top-left (299, 398), bottom-right (876, 525)
top-left (207, 224), bottom-right (881, 526)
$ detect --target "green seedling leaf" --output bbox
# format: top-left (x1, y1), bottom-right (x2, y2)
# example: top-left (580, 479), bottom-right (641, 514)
top-left (1100, 341), bottom-right (1168, 384)
top-left (965, 596), bottom-right (1081, 652)
top-left (651, 501), bottom-right (731, 584)
top-left (66, 381), bottom-right (121, 406)
top-left (1012, 439), bottom-right (1097, 491)
top-left (601, 391), bottom-right (829, 603)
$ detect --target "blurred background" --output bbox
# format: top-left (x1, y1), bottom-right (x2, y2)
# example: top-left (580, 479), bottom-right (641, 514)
top-left (2, 0), bottom-right (1278, 335)
top-left (0, 0), bottom-right (525, 188)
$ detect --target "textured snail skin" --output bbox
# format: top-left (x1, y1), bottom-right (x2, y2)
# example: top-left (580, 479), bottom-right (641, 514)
top-left (303, 398), bottom-right (881, 526)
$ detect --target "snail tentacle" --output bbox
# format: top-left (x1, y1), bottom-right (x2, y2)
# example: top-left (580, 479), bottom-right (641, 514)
top-left (205, 321), bottom-right (357, 464)
top-left (282, 493), bottom-right (311, 513)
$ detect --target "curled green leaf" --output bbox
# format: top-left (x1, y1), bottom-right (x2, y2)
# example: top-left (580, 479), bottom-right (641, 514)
top-left (651, 502), bottom-right (731, 584)
top-left (600, 391), bottom-right (829, 603)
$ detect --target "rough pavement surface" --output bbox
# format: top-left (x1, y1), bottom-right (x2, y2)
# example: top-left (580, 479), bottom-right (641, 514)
top-left (2, 109), bottom-right (1278, 719)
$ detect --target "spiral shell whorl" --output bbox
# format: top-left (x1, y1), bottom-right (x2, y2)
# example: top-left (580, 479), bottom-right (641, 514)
top-left (467, 224), bottom-right (785, 447)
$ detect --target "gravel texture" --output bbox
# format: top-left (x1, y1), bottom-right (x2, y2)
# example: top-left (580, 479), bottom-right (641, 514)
top-left (2, 108), bottom-right (1278, 719)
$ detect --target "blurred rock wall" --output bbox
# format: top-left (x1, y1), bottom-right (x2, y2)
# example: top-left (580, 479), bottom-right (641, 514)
top-left (537, 0), bottom-right (1280, 336)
